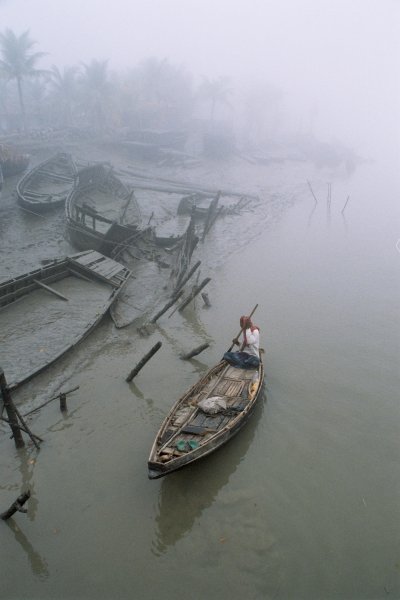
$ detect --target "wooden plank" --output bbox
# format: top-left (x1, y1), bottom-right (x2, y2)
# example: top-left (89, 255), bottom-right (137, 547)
top-left (32, 279), bottom-right (69, 301)
top-left (72, 251), bottom-right (103, 266)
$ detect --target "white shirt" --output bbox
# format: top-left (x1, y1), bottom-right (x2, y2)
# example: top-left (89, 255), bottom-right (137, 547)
top-left (242, 327), bottom-right (260, 358)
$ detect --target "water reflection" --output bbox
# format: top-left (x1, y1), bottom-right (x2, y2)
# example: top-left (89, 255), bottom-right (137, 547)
top-left (152, 394), bottom-right (265, 555)
top-left (5, 520), bottom-right (49, 580)
top-left (16, 447), bottom-right (39, 521)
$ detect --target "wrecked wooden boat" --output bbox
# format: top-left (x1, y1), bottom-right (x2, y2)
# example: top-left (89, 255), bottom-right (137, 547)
top-left (0, 250), bottom-right (131, 390)
top-left (110, 217), bottom-right (198, 328)
top-left (65, 163), bottom-right (142, 255)
top-left (16, 152), bottom-right (77, 211)
top-left (0, 143), bottom-right (30, 177)
top-left (148, 354), bottom-right (264, 479)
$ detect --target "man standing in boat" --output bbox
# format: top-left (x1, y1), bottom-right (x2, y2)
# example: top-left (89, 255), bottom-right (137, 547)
top-left (223, 315), bottom-right (260, 369)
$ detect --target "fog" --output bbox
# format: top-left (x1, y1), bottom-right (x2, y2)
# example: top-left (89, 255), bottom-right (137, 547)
top-left (1, 0), bottom-right (399, 159)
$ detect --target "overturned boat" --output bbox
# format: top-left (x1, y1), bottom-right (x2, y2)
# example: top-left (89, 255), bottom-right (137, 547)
top-left (0, 250), bottom-right (131, 390)
top-left (16, 152), bottom-right (77, 211)
top-left (148, 353), bottom-right (264, 479)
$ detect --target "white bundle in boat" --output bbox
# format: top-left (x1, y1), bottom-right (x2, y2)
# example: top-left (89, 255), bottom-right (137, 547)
top-left (198, 396), bottom-right (227, 414)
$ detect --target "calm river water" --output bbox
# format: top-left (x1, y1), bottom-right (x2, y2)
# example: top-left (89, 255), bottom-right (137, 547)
top-left (0, 147), bottom-right (399, 600)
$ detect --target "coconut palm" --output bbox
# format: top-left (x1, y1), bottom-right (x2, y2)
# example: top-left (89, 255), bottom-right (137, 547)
top-left (0, 29), bottom-right (47, 131)
top-left (197, 76), bottom-right (232, 121)
top-left (48, 65), bottom-right (79, 127)
top-left (79, 59), bottom-right (112, 131)
top-left (135, 57), bottom-right (193, 128)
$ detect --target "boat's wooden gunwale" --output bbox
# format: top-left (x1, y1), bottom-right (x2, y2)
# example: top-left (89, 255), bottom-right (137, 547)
top-left (16, 152), bottom-right (77, 210)
top-left (148, 359), bottom-right (264, 478)
top-left (1, 250), bottom-right (131, 390)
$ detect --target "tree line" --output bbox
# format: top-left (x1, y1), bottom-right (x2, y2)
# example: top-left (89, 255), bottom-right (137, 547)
top-left (0, 28), bottom-right (235, 134)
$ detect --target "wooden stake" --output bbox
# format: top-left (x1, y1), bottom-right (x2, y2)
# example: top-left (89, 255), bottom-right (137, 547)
top-left (1, 491), bottom-right (31, 520)
top-left (174, 260), bottom-right (201, 294)
top-left (126, 342), bottom-right (162, 382)
top-left (307, 180), bottom-right (318, 205)
top-left (201, 292), bottom-right (211, 307)
top-left (59, 393), bottom-right (67, 412)
top-left (0, 368), bottom-right (24, 448)
top-left (23, 386), bottom-right (79, 417)
top-left (150, 290), bottom-right (184, 323)
top-left (178, 278), bottom-right (211, 313)
top-left (180, 343), bottom-right (210, 360)
top-left (341, 195), bottom-right (351, 214)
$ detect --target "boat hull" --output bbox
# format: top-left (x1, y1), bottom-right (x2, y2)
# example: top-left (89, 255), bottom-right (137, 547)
top-left (148, 359), bottom-right (264, 479)
top-left (16, 152), bottom-right (77, 211)
top-left (0, 250), bottom-right (131, 390)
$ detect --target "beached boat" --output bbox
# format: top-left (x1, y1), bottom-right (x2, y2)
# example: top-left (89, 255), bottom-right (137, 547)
top-left (110, 217), bottom-right (198, 328)
top-left (0, 143), bottom-right (30, 177)
top-left (65, 163), bottom-right (142, 255)
top-left (16, 152), bottom-right (77, 211)
top-left (148, 354), bottom-right (264, 479)
top-left (0, 250), bottom-right (131, 390)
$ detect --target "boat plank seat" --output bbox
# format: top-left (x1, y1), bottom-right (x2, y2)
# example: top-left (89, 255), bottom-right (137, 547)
top-left (73, 250), bottom-right (105, 266)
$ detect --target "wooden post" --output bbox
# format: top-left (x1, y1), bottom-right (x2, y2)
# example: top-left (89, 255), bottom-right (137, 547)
top-left (202, 192), bottom-right (220, 241)
top-left (59, 393), bottom-right (67, 412)
top-left (180, 343), bottom-right (210, 360)
top-left (201, 292), bottom-right (211, 307)
top-left (341, 195), bottom-right (350, 214)
top-left (12, 405), bottom-right (41, 449)
top-left (174, 260), bottom-right (201, 294)
top-left (307, 180), bottom-right (318, 205)
top-left (23, 386), bottom-right (79, 417)
top-left (1, 491), bottom-right (31, 520)
top-left (178, 278), bottom-right (211, 312)
top-left (150, 289), bottom-right (184, 323)
top-left (126, 341), bottom-right (162, 382)
top-left (0, 368), bottom-right (24, 448)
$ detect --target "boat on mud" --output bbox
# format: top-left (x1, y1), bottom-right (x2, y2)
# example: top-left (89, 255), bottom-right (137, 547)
top-left (65, 163), bottom-right (142, 255)
top-left (110, 217), bottom-right (198, 328)
top-left (148, 353), bottom-right (264, 479)
top-left (0, 143), bottom-right (30, 177)
top-left (0, 250), bottom-right (131, 390)
top-left (16, 152), bottom-right (78, 211)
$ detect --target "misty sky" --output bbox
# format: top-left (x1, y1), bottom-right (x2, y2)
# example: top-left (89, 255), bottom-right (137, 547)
top-left (1, 0), bottom-right (399, 156)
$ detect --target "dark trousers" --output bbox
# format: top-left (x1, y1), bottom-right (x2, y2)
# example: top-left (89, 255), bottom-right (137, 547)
top-left (223, 351), bottom-right (259, 369)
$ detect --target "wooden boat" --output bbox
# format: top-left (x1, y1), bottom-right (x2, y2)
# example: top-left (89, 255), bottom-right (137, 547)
top-left (16, 152), bottom-right (77, 211)
top-left (148, 355), bottom-right (264, 479)
top-left (110, 217), bottom-right (198, 328)
top-left (0, 250), bottom-right (131, 390)
top-left (65, 163), bottom-right (142, 255)
top-left (0, 143), bottom-right (30, 177)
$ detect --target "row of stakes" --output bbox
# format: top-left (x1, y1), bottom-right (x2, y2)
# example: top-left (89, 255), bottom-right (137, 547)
top-left (0, 278), bottom-right (212, 520)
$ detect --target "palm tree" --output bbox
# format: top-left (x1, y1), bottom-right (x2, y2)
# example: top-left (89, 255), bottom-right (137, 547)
top-left (197, 76), bottom-right (232, 121)
top-left (48, 65), bottom-right (79, 127)
top-left (0, 29), bottom-right (47, 131)
top-left (79, 59), bottom-right (112, 131)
